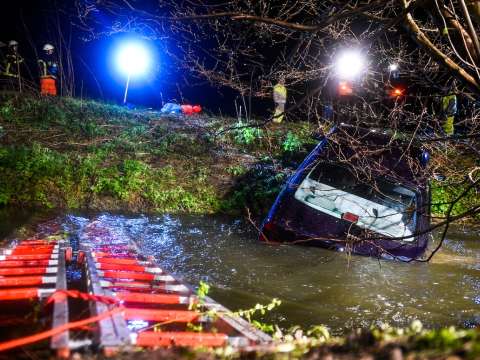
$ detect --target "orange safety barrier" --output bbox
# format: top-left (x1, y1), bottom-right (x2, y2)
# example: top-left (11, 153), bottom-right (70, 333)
top-left (99, 271), bottom-right (156, 282)
top-left (95, 257), bottom-right (145, 266)
top-left (101, 281), bottom-right (189, 293)
top-left (12, 248), bottom-right (55, 255)
top-left (12, 245), bottom-right (55, 249)
top-left (12, 245), bottom-right (55, 250)
top-left (100, 271), bottom-right (174, 283)
top-left (0, 276), bottom-right (56, 287)
top-left (0, 287), bottom-right (54, 301)
top-left (115, 292), bottom-right (186, 305)
top-left (3, 254), bottom-right (56, 261)
top-left (96, 262), bottom-right (155, 273)
top-left (124, 308), bottom-right (198, 323)
top-left (0, 260), bottom-right (54, 267)
top-left (0, 288), bottom-right (37, 301)
top-left (0, 267), bottom-right (54, 276)
top-left (17, 243), bottom-right (55, 248)
top-left (135, 331), bottom-right (227, 347)
top-left (101, 280), bottom-right (154, 289)
top-left (47, 290), bottom-right (119, 306)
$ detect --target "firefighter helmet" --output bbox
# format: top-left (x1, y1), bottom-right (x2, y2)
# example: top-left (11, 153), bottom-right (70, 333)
top-left (43, 43), bottom-right (54, 51)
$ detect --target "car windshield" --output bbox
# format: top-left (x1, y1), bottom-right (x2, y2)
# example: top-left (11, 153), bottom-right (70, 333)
top-left (294, 162), bottom-right (417, 240)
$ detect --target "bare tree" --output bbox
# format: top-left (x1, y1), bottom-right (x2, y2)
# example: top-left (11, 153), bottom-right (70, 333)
top-left (74, 0), bottom-right (480, 260)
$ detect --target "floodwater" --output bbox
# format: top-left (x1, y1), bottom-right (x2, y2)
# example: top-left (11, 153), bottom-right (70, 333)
top-left (2, 211), bottom-right (480, 334)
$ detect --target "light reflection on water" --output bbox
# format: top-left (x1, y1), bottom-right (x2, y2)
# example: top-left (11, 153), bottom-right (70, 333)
top-left (63, 213), bottom-right (480, 334)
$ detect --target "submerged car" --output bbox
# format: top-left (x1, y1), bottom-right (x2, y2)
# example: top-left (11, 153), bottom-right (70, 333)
top-left (260, 125), bottom-right (431, 260)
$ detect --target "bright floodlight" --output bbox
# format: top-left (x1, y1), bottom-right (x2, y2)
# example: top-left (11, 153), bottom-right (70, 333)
top-left (116, 41), bottom-right (151, 104)
top-left (335, 50), bottom-right (365, 79)
top-left (389, 63), bottom-right (399, 72)
top-left (117, 42), bottom-right (150, 76)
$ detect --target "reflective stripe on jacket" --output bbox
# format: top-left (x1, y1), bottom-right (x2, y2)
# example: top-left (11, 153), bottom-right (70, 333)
top-left (3, 53), bottom-right (23, 77)
top-left (442, 94), bottom-right (457, 116)
top-left (273, 84), bottom-right (287, 103)
top-left (38, 57), bottom-right (58, 78)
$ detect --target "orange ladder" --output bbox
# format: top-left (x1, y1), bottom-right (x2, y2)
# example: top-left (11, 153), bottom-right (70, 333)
top-left (80, 229), bottom-right (271, 353)
top-left (0, 236), bottom-right (70, 356)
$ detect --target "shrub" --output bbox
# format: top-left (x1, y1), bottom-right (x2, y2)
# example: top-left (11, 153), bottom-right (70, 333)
top-left (233, 120), bottom-right (263, 145)
top-left (282, 131), bottom-right (303, 152)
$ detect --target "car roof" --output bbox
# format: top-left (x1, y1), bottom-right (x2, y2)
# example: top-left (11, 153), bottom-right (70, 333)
top-left (318, 124), bottom-right (429, 188)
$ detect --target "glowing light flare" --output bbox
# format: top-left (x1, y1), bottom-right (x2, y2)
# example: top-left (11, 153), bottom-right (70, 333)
top-left (335, 50), bottom-right (366, 79)
top-left (388, 63), bottom-right (399, 72)
top-left (338, 80), bottom-right (353, 96)
top-left (116, 42), bottom-right (151, 76)
top-left (390, 87), bottom-right (404, 97)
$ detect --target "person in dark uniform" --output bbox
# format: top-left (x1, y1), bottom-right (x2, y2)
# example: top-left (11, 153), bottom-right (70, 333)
top-left (38, 43), bottom-right (59, 96)
top-left (1, 40), bottom-right (23, 92)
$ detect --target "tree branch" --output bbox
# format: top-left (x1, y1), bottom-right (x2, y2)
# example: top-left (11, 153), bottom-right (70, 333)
top-left (401, 0), bottom-right (480, 92)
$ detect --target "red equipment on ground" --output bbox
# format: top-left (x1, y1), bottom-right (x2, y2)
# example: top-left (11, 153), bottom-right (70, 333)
top-left (40, 77), bottom-right (57, 96)
top-left (181, 104), bottom-right (202, 115)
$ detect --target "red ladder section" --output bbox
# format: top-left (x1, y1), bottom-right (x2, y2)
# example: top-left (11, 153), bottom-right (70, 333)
top-left (80, 227), bottom-right (271, 353)
top-left (0, 235), bottom-right (69, 357)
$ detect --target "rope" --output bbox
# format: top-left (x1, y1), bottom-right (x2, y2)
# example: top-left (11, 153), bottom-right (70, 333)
top-left (0, 290), bottom-right (123, 352)
top-left (46, 289), bottom-right (119, 306)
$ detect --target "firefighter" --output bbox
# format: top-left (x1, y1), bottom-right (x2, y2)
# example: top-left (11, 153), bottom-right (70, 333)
top-left (273, 79), bottom-right (287, 123)
top-left (2, 40), bottom-right (23, 91)
top-left (441, 94), bottom-right (457, 136)
top-left (38, 43), bottom-right (59, 96)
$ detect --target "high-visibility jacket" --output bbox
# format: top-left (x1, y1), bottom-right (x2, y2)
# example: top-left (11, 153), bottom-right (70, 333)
top-left (38, 54), bottom-right (58, 78)
top-left (273, 83), bottom-right (287, 104)
top-left (442, 94), bottom-right (457, 135)
top-left (3, 51), bottom-right (23, 78)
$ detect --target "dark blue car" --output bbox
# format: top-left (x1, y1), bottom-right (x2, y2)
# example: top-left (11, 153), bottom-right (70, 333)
top-left (260, 125), bottom-right (431, 261)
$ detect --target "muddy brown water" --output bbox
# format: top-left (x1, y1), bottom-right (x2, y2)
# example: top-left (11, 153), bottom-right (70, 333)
top-left (1, 211), bottom-right (479, 335)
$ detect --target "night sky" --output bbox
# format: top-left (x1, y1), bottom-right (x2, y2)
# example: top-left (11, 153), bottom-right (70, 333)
top-left (1, 0), bottom-right (241, 113)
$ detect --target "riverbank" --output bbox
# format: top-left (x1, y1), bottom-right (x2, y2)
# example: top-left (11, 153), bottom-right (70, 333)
top-left (80, 322), bottom-right (480, 359)
top-left (0, 94), bottom-right (317, 216)
top-left (0, 94), bottom-right (476, 222)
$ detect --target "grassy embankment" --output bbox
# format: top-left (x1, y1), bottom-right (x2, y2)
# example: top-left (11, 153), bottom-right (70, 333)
top-left (0, 94), bottom-right (476, 220)
top-left (0, 94), bottom-right (316, 215)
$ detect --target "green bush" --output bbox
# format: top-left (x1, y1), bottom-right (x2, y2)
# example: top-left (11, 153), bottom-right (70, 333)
top-left (233, 120), bottom-right (263, 145)
top-left (282, 131), bottom-right (303, 152)
top-left (430, 179), bottom-right (480, 218)
top-left (0, 144), bottom-right (71, 207)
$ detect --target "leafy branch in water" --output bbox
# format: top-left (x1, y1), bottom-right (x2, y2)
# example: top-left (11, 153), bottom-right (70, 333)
top-left (233, 298), bottom-right (282, 333)
top-left (189, 280), bottom-right (210, 311)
